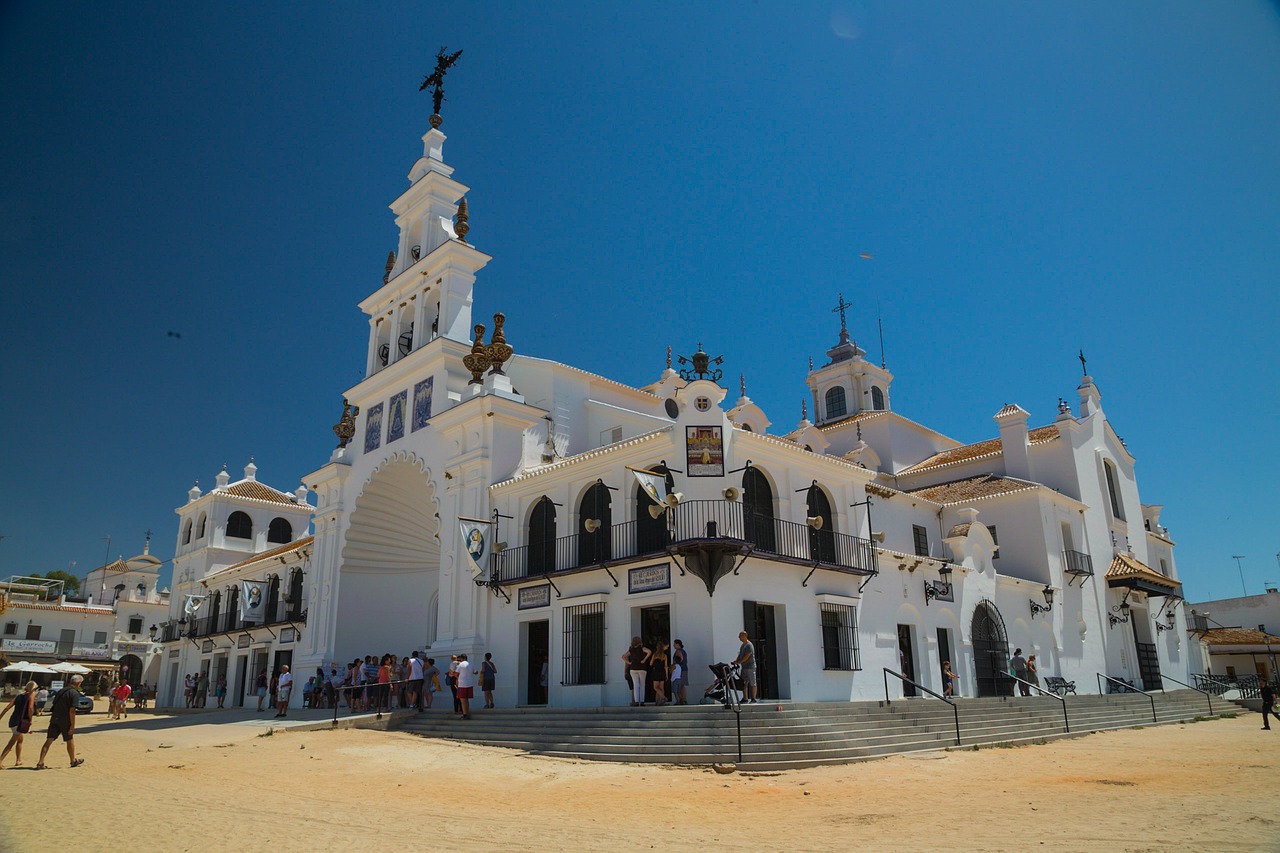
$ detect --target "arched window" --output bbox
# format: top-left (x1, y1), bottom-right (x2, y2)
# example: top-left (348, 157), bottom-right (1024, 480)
top-left (286, 568), bottom-right (304, 619)
top-left (226, 584), bottom-right (240, 631)
top-left (207, 590), bottom-right (221, 632)
top-left (528, 497), bottom-right (557, 576)
top-left (226, 511), bottom-right (253, 539)
top-left (825, 386), bottom-right (847, 420)
top-left (577, 482), bottom-right (612, 567)
top-left (197, 513), bottom-right (207, 539)
top-left (1104, 461), bottom-right (1124, 520)
top-left (182, 520), bottom-right (193, 545)
top-left (267, 517), bottom-right (292, 544)
top-left (265, 575), bottom-right (281, 622)
top-left (871, 386), bottom-right (885, 411)
top-left (743, 466), bottom-right (776, 552)
top-left (636, 463), bottom-right (671, 554)
top-left (806, 483), bottom-right (836, 563)
top-left (740, 424), bottom-right (753, 432)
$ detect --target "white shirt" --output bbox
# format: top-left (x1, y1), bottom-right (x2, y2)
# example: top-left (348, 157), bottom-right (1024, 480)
top-left (409, 657), bottom-right (424, 680)
top-left (456, 660), bottom-right (475, 689)
top-left (278, 671), bottom-right (293, 691)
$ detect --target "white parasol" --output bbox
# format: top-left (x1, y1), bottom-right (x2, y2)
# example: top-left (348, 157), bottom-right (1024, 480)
top-left (1, 661), bottom-right (57, 674)
top-left (49, 662), bottom-right (92, 675)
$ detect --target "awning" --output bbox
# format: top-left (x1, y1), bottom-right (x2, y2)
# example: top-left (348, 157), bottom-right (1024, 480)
top-left (1105, 553), bottom-right (1182, 597)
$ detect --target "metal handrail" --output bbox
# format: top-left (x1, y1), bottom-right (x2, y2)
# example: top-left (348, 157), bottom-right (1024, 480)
top-left (1158, 673), bottom-right (1214, 716)
top-left (1097, 673), bottom-right (1157, 722)
top-left (883, 668), bottom-right (960, 746)
top-left (1006, 673), bottom-right (1069, 733)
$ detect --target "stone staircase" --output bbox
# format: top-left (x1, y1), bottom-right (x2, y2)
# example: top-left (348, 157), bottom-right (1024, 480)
top-left (397, 689), bottom-right (1218, 771)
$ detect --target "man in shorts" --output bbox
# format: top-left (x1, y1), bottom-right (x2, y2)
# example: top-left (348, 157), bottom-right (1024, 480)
top-left (407, 651), bottom-right (425, 711)
top-left (455, 654), bottom-right (475, 720)
top-left (274, 665), bottom-right (293, 717)
top-left (37, 674), bottom-right (85, 769)
top-left (733, 631), bottom-right (757, 704)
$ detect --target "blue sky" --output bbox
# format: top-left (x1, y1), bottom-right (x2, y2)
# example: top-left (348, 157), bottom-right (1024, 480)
top-left (1, 2), bottom-right (1277, 602)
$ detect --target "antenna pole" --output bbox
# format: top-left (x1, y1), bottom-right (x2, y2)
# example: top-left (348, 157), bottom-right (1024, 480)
top-left (1233, 555), bottom-right (1247, 596)
top-left (877, 313), bottom-right (886, 369)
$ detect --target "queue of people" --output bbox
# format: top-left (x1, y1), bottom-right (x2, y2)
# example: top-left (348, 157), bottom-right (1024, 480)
top-left (621, 637), bottom-right (691, 707)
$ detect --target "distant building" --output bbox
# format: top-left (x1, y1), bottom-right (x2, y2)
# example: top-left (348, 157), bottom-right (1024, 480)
top-left (1187, 586), bottom-right (1280, 682)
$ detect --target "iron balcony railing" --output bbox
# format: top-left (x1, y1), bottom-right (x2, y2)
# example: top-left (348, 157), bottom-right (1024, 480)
top-left (162, 598), bottom-right (305, 642)
top-left (492, 499), bottom-right (876, 583)
top-left (1063, 549), bottom-right (1094, 576)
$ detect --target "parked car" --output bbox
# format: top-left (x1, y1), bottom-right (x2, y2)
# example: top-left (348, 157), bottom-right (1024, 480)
top-left (75, 694), bottom-right (94, 713)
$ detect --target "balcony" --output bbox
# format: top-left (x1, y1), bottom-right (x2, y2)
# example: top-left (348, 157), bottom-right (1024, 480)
top-left (1063, 549), bottom-right (1094, 577)
top-left (160, 595), bottom-right (305, 642)
top-left (491, 499), bottom-right (876, 585)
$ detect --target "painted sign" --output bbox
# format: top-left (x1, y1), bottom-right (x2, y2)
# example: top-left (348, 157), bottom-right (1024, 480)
top-left (685, 426), bottom-right (724, 477)
top-left (77, 645), bottom-right (116, 658)
top-left (387, 390), bottom-right (407, 443)
top-left (518, 584), bottom-right (552, 610)
top-left (238, 634), bottom-right (251, 649)
top-left (1, 638), bottom-right (55, 654)
top-left (628, 563), bottom-right (671, 594)
top-left (201, 640), bottom-right (214, 654)
top-left (280, 627), bottom-right (296, 643)
top-left (412, 377), bottom-right (434, 431)
top-left (169, 649), bottom-right (180, 659)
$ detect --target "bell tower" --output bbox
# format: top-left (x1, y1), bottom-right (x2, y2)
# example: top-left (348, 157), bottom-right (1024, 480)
top-left (804, 295), bottom-right (893, 424)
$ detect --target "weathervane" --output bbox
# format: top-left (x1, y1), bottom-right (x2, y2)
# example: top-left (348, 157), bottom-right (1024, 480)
top-left (833, 293), bottom-right (853, 333)
top-left (676, 343), bottom-right (724, 383)
top-left (420, 46), bottom-right (463, 128)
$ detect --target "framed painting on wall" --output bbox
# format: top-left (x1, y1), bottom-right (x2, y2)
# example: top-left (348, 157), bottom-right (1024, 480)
top-left (686, 426), bottom-right (724, 477)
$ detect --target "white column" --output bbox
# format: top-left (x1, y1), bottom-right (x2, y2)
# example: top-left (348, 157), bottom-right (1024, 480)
top-left (388, 304), bottom-right (403, 365)
top-left (366, 318), bottom-right (379, 376)
top-left (412, 289), bottom-right (427, 350)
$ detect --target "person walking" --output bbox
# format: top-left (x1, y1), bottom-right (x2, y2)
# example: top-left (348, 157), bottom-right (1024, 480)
top-left (1010, 649), bottom-right (1030, 696)
top-left (481, 653), bottom-right (498, 709)
top-left (34, 686), bottom-right (49, 716)
top-left (455, 654), bottom-right (475, 720)
top-left (733, 631), bottom-right (758, 704)
top-left (622, 637), bottom-right (652, 707)
top-left (1027, 655), bottom-right (1040, 691)
top-left (275, 665), bottom-right (293, 717)
top-left (0, 681), bottom-right (37, 767)
top-left (255, 671), bottom-right (269, 712)
top-left (942, 661), bottom-right (959, 697)
top-left (1261, 682), bottom-right (1280, 730)
top-left (36, 674), bottom-right (85, 769)
top-left (672, 640), bottom-right (689, 705)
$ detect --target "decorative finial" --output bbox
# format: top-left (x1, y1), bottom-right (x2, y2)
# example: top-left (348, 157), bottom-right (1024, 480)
top-left (455, 197), bottom-right (469, 243)
top-left (665, 345), bottom-right (672, 370)
top-left (833, 293), bottom-right (852, 333)
top-left (808, 356), bottom-right (814, 373)
top-left (383, 250), bottom-right (396, 284)
top-left (739, 373), bottom-right (746, 398)
top-left (333, 397), bottom-right (360, 448)
top-left (421, 46), bottom-right (463, 127)
top-left (675, 343), bottom-right (724, 383)
top-left (486, 312), bottom-right (513, 375)
top-left (1058, 397), bottom-right (1072, 415)
top-left (856, 422), bottom-right (863, 441)
top-left (802, 399), bottom-right (808, 421)
top-left (463, 323), bottom-right (492, 384)
top-left (1078, 349), bottom-right (1088, 375)
top-left (144, 529), bottom-right (152, 555)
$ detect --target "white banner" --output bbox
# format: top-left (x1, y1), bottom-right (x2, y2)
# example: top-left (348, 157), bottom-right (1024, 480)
top-left (458, 517), bottom-right (493, 578)
top-left (182, 593), bottom-right (207, 619)
top-left (239, 580), bottom-right (268, 623)
top-left (628, 466), bottom-right (666, 507)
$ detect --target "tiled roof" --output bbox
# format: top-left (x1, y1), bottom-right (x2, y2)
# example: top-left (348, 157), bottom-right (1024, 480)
top-left (816, 411), bottom-right (890, 432)
top-left (865, 483), bottom-right (899, 499)
top-left (220, 536), bottom-right (314, 574)
top-left (903, 474), bottom-right (1038, 505)
top-left (1202, 627), bottom-right (1280, 646)
top-left (491, 428), bottom-right (673, 488)
top-left (994, 403), bottom-right (1028, 419)
top-left (223, 480), bottom-right (298, 505)
top-left (1105, 553), bottom-right (1181, 590)
top-left (899, 425), bottom-right (1060, 475)
top-left (948, 523), bottom-right (974, 538)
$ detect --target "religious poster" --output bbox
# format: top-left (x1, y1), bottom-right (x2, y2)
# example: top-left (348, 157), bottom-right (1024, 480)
top-left (364, 403), bottom-right (383, 453)
top-left (387, 390), bottom-right (407, 443)
top-left (239, 579), bottom-right (268, 622)
top-left (412, 377), bottom-right (433, 431)
top-left (685, 426), bottom-right (724, 477)
top-left (628, 466), bottom-right (666, 505)
top-left (458, 517), bottom-right (493, 578)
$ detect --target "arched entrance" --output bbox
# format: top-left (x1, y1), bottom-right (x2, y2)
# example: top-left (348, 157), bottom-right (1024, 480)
top-left (743, 466), bottom-right (776, 552)
top-left (970, 600), bottom-right (1011, 697)
top-left (119, 653), bottom-right (143, 687)
top-left (339, 458), bottom-right (441, 656)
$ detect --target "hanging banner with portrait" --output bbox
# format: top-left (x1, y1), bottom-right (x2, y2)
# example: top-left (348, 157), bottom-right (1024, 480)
top-left (239, 580), bottom-right (268, 623)
top-left (686, 426), bottom-right (724, 477)
top-left (458, 517), bottom-right (493, 578)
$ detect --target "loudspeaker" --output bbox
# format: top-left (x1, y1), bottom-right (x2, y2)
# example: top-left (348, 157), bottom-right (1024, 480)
top-left (722, 487), bottom-right (740, 501)
top-left (664, 492), bottom-right (683, 508)
top-left (871, 530), bottom-right (885, 543)
top-left (583, 518), bottom-right (600, 533)
top-left (495, 541), bottom-right (508, 553)
top-left (806, 516), bottom-right (824, 530)
top-left (648, 504), bottom-right (667, 520)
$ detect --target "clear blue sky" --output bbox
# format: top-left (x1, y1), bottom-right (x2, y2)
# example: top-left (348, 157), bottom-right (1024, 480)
top-left (1, 2), bottom-right (1277, 603)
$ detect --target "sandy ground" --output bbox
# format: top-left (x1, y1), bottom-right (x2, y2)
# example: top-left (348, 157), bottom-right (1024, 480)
top-left (0, 700), bottom-right (1277, 853)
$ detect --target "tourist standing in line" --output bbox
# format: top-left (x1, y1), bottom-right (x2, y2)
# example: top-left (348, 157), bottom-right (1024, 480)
top-left (184, 674), bottom-right (195, 708)
top-left (0, 681), bottom-right (36, 767)
top-left (407, 651), bottom-right (425, 711)
top-left (255, 671), bottom-right (269, 712)
top-left (1010, 649), bottom-right (1030, 696)
top-left (36, 674), bottom-right (85, 769)
top-left (1261, 682), bottom-right (1280, 730)
top-left (377, 655), bottom-right (392, 710)
top-left (672, 640), bottom-right (689, 705)
top-left (215, 675), bottom-right (227, 708)
top-left (1027, 655), bottom-right (1040, 691)
top-left (942, 661), bottom-right (959, 697)
top-left (481, 653), bottom-right (497, 709)
top-left (650, 643), bottom-right (670, 706)
top-left (733, 632), bottom-right (758, 704)
top-left (455, 654), bottom-right (475, 720)
top-left (447, 656), bottom-right (461, 713)
top-left (197, 670), bottom-right (210, 708)
top-left (622, 637), bottom-right (651, 707)
top-left (422, 658), bottom-right (440, 710)
top-left (275, 665), bottom-right (293, 717)
top-left (394, 657), bottom-right (408, 708)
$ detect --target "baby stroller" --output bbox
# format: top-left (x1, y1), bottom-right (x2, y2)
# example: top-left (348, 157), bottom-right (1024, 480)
top-left (702, 662), bottom-right (743, 710)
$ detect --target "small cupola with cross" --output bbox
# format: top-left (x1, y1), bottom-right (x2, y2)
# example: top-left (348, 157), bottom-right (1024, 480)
top-left (804, 294), bottom-right (894, 424)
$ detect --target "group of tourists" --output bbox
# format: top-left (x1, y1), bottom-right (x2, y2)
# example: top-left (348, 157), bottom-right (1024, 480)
top-left (0, 675), bottom-right (86, 770)
top-left (306, 650), bottom-right (498, 719)
top-left (622, 637), bottom-right (694, 706)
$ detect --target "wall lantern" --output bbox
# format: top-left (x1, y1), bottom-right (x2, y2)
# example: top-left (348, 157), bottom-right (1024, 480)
top-left (1029, 585), bottom-right (1055, 618)
top-left (1108, 599), bottom-right (1132, 628)
top-left (923, 563), bottom-right (953, 606)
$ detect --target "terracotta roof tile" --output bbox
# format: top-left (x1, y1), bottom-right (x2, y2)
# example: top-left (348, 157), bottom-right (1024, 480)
top-left (1105, 553), bottom-right (1181, 591)
top-left (903, 474), bottom-right (1037, 504)
top-left (816, 411), bottom-right (890, 432)
top-left (221, 536), bottom-right (314, 573)
top-left (223, 481), bottom-right (298, 505)
top-left (1202, 627), bottom-right (1280, 646)
top-left (899, 425), bottom-right (1060, 475)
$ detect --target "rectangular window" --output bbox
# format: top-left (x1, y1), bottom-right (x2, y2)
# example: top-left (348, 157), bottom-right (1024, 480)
top-left (128, 617), bottom-right (144, 635)
top-left (93, 631), bottom-right (108, 645)
top-left (600, 426), bottom-right (622, 445)
top-left (1104, 463), bottom-right (1124, 520)
top-left (25, 625), bottom-right (41, 641)
top-left (562, 602), bottom-right (606, 686)
top-left (58, 628), bottom-right (75, 653)
top-left (820, 603), bottom-right (860, 671)
top-left (988, 525), bottom-right (999, 559)
top-left (912, 525), bottom-right (929, 557)
top-left (2, 622), bottom-right (16, 636)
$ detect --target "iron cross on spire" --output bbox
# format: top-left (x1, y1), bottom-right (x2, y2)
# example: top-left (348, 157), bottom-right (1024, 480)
top-left (833, 293), bottom-right (853, 333)
top-left (1078, 349), bottom-right (1088, 375)
top-left (421, 46), bottom-right (463, 122)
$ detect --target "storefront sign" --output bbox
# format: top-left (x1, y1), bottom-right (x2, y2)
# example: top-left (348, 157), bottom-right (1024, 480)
top-left (628, 563), bottom-right (671, 594)
top-left (237, 634), bottom-right (251, 649)
top-left (169, 649), bottom-right (180, 659)
top-left (114, 643), bottom-right (148, 655)
top-left (518, 584), bottom-right (551, 610)
top-left (201, 640), bottom-right (214, 654)
top-left (1, 638), bottom-right (55, 654)
top-left (75, 645), bottom-right (115, 658)
top-left (280, 627), bottom-right (296, 643)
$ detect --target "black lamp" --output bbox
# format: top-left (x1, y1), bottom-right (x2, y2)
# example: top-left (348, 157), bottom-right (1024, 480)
top-left (923, 563), bottom-right (953, 606)
top-left (1108, 598), bottom-right (1131, 627)
top-left (1030, 584), bottom-right (1055, 617)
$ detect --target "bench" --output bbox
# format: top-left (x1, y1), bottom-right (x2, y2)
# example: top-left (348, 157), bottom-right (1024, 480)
top-left (1105, 677), bottom-right (1138, 694)
top-left (1044, 676), bottom-right (1076, 696)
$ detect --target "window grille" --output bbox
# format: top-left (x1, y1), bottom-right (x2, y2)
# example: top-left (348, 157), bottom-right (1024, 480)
top-left (227, 511), bottom-right (253, 539)
top-left (913, 525), bottom-right (929, 557)
top-left (3, 622), bottom-right (16, 636)
top-left (562, 602), bottom-right (606, 685)
top-left (820, 603), bottom-right (860, 670)
top-left (128, 617), bottom-right (144, 635)
top-left (825, 386), bottom-right (847, 419)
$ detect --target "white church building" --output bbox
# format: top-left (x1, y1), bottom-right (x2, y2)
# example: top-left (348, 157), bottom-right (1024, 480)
top-left (156, 108), bottom-right (1194, 709)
